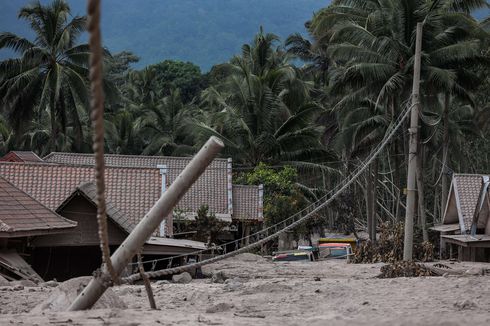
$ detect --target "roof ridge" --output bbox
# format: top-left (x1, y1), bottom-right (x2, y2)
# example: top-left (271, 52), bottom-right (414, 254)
top-left (233, 184), bottom-right (260, 188)
top-left (13, 150), bottom-right (43, 161)
top-left (0, 160), bottom-right (161, 172)
top-left (454, 173), bottom-right (490, 177)
top-left (44, 151), bottom-right (229, 162)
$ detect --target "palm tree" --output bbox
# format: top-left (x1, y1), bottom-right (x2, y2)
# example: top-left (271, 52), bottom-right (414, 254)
top-left (285, 33), bottom-right (329, 86)
top-left (135, 88), bottom-right (195, 156)
top-left (312, 0), bottom-right (489, 224)
top-left (0, 0), bottom-right (105, 151)
top-left (194, 28), bottom-right (333, 171)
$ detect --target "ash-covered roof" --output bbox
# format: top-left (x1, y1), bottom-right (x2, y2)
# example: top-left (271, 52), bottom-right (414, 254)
top-left (43, 152), bottom-right (230, 216)
top-left (1, 151), bottom-right (43, 163)
top-left (443, 174), bottom-right (490, 234)
top-left (232, 185), bottom-right (263, 221)
top-left (0, 176), bottom-right (76, 237)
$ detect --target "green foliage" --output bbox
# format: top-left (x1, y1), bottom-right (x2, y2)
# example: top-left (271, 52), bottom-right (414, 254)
top-left (192, 27), bottom-right (334, 173)
top-left (1, 0), bottom-right (490, 245)
top-left (237, 163), bottom-right (306, 227)
top-left (238, 163), bottom-right (297, 194)
top-left (149, 60), bottom-right (206, 102)
top-left (192, 205), bottom-right (227, 244)
top-left (0, 0), bottom-right (114, 154)
top-left (106, 51), bottom-right (140, 88)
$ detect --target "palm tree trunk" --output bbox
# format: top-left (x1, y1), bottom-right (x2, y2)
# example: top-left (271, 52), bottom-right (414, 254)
top-left (49, 103), bottom-right (59, 151)
top-left (366, 159), bottom-right (378, 242)
top-left (371, 159), bottom-right (378, 242)
top-left (394, 140), bottom-right (403, 221)
top-left (441, 93), bottom-right (450, 218)
top-left (390, 97), bottom-right (403, 222)
top-left (366, 170), bottom-right (373, 241)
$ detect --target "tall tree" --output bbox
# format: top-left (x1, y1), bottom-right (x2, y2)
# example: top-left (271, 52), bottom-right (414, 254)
top-left (312, 0), bottom-right (489, 226)
top-left (195, 28), bottom-right (334, 172)
top-left (0, 0), bottom-right (115, 154)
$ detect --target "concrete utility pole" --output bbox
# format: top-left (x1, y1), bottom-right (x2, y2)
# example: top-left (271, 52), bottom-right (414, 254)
top-left (403, 22), bottom-right (423, 261)
top-left (68, 136), bottom-right (224, 311)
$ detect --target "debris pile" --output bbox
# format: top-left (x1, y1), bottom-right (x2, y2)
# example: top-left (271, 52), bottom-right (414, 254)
top-left (377, 261), bottom-right (438, 278)
top-left (351, 222), bottom-right (434, 263)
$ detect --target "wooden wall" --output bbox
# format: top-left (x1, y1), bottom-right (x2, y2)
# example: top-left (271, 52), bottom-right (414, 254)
top-left (32, 194), bottom-right (127, 247)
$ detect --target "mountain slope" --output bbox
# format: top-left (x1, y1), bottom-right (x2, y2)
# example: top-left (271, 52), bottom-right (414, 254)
top-left (0, 0), bottom-right (329, 70)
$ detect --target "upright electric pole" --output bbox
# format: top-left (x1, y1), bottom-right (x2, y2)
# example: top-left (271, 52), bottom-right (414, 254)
top-left (403, 22), bottom-right (423, 261)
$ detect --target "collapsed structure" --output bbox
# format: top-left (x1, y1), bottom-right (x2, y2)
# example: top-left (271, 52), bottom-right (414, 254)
top-left (0, 151), bottom-right (264, 281)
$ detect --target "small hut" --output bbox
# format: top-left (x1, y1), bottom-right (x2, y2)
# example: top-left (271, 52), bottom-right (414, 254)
top-left (432, 174), bottom-right (490, 261)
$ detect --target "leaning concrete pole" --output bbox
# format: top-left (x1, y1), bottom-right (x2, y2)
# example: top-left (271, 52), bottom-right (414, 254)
top-left (68, 136), bottom-right (224, 310)
top-left (403, 22), bottom-right (423, 261)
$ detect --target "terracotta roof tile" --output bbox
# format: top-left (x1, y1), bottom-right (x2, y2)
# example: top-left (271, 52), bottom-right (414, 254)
top-left (232, 185), bottom-right (263, 221)
top-left (61, 182), bottom-right (136, 233)
top-left (452, 174), bottom-right (485, 232)
top-left (0, 176), bottom-right (76, 234)
top-left (43, 152), bottom-right (230, 216)
top-left (0, 162), bottom-right (161, 227)
top-left (1, 151), bottom-right (43, 163)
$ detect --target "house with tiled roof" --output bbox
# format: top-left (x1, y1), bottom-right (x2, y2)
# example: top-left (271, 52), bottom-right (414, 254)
top-left (432, 174), bottom-right (490, 262)
top-left (43, 152), bottom-right (264, 226)
top-left (0, 151), bottom-right (43, 163)
top-left (0, 150), bottom-right (264, 279)
top-left (0, 176), bottom-right (77, 282)
top-left (0, 161), bottom-right (213, 280)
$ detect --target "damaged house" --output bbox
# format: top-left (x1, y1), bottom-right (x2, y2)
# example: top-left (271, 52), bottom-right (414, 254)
top-left (0, 151), bottom-right (264, 281)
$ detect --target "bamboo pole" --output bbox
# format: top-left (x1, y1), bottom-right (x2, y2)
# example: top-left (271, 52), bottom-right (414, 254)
top-left (68, 136), bottom-right (224, 311)
top-left (403, 22), bottom-right (423, 261)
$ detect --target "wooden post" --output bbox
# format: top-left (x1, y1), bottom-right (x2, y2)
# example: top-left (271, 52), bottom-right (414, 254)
top-left (68, 136), bottom-right (224, 311)
top-left (137, 253), bottom-right (156, 309)
top-left (403, 22), bottom-right (423, 261)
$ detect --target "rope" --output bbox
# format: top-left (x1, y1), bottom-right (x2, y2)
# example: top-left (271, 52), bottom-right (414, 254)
top-left (121, 101), bottom-right (414, 283)
top-left (87, 0), bottom-right (119, 284)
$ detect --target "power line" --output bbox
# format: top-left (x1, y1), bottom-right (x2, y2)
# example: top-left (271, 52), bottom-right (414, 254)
top-left (122, 100), bottom-right (414, 281)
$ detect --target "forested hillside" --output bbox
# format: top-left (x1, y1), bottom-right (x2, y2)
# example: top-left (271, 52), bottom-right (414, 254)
top-left (1, 0), bottom-right (490, 261)
top-left (0, 0), bottom-right (328, 69)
